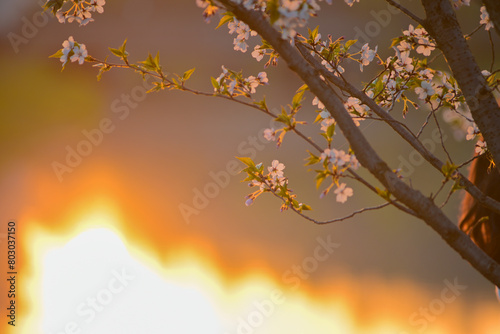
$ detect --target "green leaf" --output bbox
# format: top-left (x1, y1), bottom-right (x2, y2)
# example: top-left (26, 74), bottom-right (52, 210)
top-left (441, 161), bottom-right (457, 179)
top-left (451, 179), bottom-right (465, 193)
top-left (314, 113), bottom-right (323, 124)
top-left (375, 187), bottom-right (391, 201)
top-left (291, 88), bottom-right (305, 109)
top-left (326, 123), bottom-right (335, 138)
top-left (182, 68), bottom-right (196, 81)
top-left (119, 39), bottom-right (128, 53)
top-left (344, 39), bottom-right (357, 50)
top-left (305, 151), bottom-right (321, 166)
top-left (308, 26), bottom-right (319, 43)
top-left (211, 76), bottom-right (220, 91)
top-left (109, 47), bottom-right (124, 58)
top-left (97, 65), bottom-right (111, 81)
top-left (49, 49), bottom-right (64, 59)
top-left (139, 53), bottom-right (159, 71)
top-left (254, 97), bottom-right (268, 111)
top-left (216, 12), bottom-right (234, 29)
top-left (154, 51), bottom-right (160, 68)
top-left (390, 36), bottom-right (403, 48)
top-left (300, 204), bottom-right (312, 211)
top-left (43, 0), bottom-right (64, 15)
top-left (236, 157), bottom-right (256, 168)
top-left (315, 171), bottom-right (327, 188)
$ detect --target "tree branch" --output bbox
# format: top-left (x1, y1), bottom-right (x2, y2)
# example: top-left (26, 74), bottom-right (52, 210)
top-left (218, 0), bottom-right (500, 287)
top-left (295, 42), bottom-right (500, 218)
top-left (421, 0), bottom-right (500, 169)
top-left (385, 0), bottom-right (425, 25)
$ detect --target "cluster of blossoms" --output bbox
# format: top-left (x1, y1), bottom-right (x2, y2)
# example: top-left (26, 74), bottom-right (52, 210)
top-left (402, 25), bottom-right (436, 57)
top-left (252, 44), bottom-right (279, 67)
top-left (44, 0), bottom-right (105, 26)
top-left (465, 124), bottom-right (487, 155)
top-left (246, 159), bottom-right (287, 207)
top-left (319, 148), bottom-right (358, 203)
top-left (228, 18), bottom-right (258, 52)
top-left (214, 66), bottom-right (268, 96)
top-left (274, 0), bottom-right (321, 40)
top-left (480, 6), bottom-right (494, 31)
top-left (343, 96), bottom-right (371, 126)
top-left (360, 25), bottom-right (462, 114)
top-left (57, 36), bottom-right (88, 67)
top-left (320, 148), bottom-right (359, 170)
top-left (242, 159), bottom-right (311, 212)
top-left (272, 0), bottom-right (357, 42)
top-left (195, 0), bottom-right (220, 22)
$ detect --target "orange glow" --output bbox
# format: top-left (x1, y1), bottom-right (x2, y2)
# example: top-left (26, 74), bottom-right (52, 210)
top-left (2, 194), bottom-right (498, 334)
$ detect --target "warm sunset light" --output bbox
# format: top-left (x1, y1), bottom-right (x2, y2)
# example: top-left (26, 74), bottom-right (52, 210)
top-left (10, 203), bottom-right (499, 334)
top-left (3, 1), bottom-right (500, 333)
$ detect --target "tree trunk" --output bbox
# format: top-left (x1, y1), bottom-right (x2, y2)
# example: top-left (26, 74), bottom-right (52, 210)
top-left (421, 0), bottom-right (500, 167)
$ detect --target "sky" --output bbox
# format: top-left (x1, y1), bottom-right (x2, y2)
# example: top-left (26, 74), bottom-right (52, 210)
top-left (0, 1), bottom-right (499, 333)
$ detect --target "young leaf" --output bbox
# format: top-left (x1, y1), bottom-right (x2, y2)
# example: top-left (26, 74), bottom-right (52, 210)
top-left (216, 12), bottom-right (234, 29)
top-left (49, 49), bottom-right (64, 59)
top-left (236, 157), bottom-right (256, 168)
top-left (182, 68), bottom-right (196, 82)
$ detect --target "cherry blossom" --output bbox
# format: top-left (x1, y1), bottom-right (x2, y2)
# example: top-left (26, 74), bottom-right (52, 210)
top-left (312, 96), bottom-right (325, 110)
top-left (480, 6), bottom-right (494, 31)
top-left (45, 0), bottom-right (105, 26)
top-left (252, 46), bottom-right (265, 61)
top-left (319, 110), bottom-right (331, 119)
top-left (196, 0), bottom-right (219, 22)
top-left (88, 0), bottom-right (105, 14)
top-left (415, 81), bottom-right (435, 100)
top-left (228, 18), bottom-right (257, 52)
top-left (466, 126), bottom-right (478, 141)
top-left (475, 140), bottom-right (487, 155)
top-left (416, 39), bottom-right (435, 56)
top-left (70, 45), bottom-right (88, 65)
top-left (268, 160), bottom-right (285, 179)
top-left (359, 43), bottom-right (378, 72)
top-left (334, 183), bottom-right (353, 203)
top-left (263, 128), bottom-right (276, 141)
top-left (320, 118), bottom-right (335, 132)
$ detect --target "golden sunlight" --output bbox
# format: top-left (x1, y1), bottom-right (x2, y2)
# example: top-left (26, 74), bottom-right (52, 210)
top-left (13, 203), bottom-right (500, 334)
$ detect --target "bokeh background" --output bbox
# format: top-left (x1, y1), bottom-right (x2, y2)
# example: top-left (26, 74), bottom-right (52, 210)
top-left (0, 0), bottom-right (499, 333)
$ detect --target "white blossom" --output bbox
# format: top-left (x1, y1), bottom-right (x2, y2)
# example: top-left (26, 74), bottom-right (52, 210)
top-left (334, 183), bottom-right (353, 203)
top-left (480, 6), bottom-right (494, 31)
top-left (415, 81), bottom-right (435, 100)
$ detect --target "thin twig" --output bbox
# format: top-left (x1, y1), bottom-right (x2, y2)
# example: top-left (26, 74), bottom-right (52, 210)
top-left (385, 0), bottom-right (425, 25)
top-left (431, 106), bottom-right (453, 164)
top-left (416, 109), bottom-right (434, 138)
